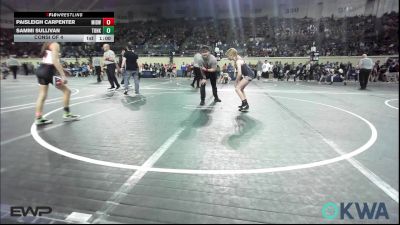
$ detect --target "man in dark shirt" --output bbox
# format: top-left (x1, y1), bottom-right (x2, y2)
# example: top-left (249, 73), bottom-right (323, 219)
top-left (23, 62), bottom-right (28, 75)
top-left (120, 45), bottom-right (140, 95)
top-left (119, 49), bottom-right (125, 84)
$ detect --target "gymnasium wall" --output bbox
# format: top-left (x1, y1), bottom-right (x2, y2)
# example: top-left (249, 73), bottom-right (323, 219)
top-left (140, 55), bottom-right (398, 67)
top-left (1, 55), bottom-right (398, 68)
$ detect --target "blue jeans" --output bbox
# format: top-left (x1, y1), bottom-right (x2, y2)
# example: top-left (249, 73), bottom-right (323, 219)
top-left (123, 70), bottom-right (139, 94)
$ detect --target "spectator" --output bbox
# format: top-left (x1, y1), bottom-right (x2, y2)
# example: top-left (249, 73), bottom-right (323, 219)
top-left (227, 63), bottom-right (235, 80)
top-left (181, 62), bottom-right (187, 77)
top-left (6, 55), bottom-right (20, 79)
top-left (256, 60), bottom-right (263, 80)
top-left (1, 13), bottom-right (398, 58)
top-left (1, 63), bottom-right (9, 79)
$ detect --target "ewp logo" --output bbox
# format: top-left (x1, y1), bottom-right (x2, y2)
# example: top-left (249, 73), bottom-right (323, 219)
top-left (321, 202), bottom-right (389, 220)
top-left (10, 206), bottom-right (52, 217)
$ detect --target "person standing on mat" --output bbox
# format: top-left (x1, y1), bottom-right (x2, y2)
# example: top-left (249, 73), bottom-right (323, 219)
top-left (6, 55), bottom-right (20, 80)
top-left (34, 42), bottom-right (79, 125)
top-left (358, 54), bottom-right (374, 90)
top-left (102, 44), bottom-right (120, 90)
top-left (191, 53), bottom-right (203, 88)
top-left (199, 46), bottom-right (221, 106)
top-left (119, 48), bottom-right (126, 85)
top-left (120, 45), bottom-right (139, 95)
top-left (92, 56), bottom-right (102, 83)
top-left (226, 48), bottom-right (255, 111)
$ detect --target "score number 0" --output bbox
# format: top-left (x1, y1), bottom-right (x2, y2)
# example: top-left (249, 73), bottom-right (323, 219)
top-left (102, 18), bottom-right (114, 26)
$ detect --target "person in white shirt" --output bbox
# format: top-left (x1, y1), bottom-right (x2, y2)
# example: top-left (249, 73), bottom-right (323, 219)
top-left (214, 45), bottom-right (221, 60)
top-left (256, 60), bottom-right (263, 80)
top-left (268, 61), bottom-right (274, 79)
top-left (261, 60), bottom-right (268, 79)
top-left (218, 72), bottom-right (231, 84)
top-left (6, 55), bottom-right (20, 79)
top-left (92, 57), bottom-right (102, 82)
top-left (358, 54), bottom-right (374, 90)
top-left (305, 62), bottom-right (311, 81)
top-left (102, 44), bottom-right (120, 90)
top-left (264, 60), bottom-right (273, 80)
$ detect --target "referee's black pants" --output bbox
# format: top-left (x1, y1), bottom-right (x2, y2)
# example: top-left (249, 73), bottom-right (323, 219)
top-left (106, 64), bottom-right (119, 88)
top-left (200, 72), bottom-right (219, 101)
top-left (359, 68), bottom-right (371, 89)
top-left (95, 66), bottom-right (101, 82)
top-left (9, 66), bottom-right (18, 79)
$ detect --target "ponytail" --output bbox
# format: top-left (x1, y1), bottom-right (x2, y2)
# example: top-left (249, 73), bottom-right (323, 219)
top-left (40, 42), bottom-right (51, 58)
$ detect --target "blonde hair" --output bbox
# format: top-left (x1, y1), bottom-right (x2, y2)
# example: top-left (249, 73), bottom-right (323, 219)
top-left (40, 42), bottom-right (52, 58)
top-left (226, 48), bottom-right (238, 59)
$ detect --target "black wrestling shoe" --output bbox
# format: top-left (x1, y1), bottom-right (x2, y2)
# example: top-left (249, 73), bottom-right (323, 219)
top-left (200, 100), bottom-right (205, 106)
top-left (214, 98), bottom-right (221, 103)
top-left (239, 103), bottom-right (249, 112)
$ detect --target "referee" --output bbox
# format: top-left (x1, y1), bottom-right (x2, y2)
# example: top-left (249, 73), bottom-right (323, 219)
top-left (102, 44), bottom-right (120, 90)
top-left (358, 54), bottom-right (374, 90)
top-left (199, 45), bottom-right (221, 105)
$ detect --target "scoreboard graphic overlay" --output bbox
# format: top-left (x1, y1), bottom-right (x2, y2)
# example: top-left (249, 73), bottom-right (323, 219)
top-left (14, 12), bottom-right (114, 42)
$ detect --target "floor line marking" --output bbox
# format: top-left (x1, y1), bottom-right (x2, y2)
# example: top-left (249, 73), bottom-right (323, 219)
top-left (3, 92), bottom-right (168, 146)
top-left (324, 138), bottom-right (398, 203)
top-left (0, 95), bottom-right (31, 100)
top-left (90, 127), bottom-right (185, 223)
top-left (1, 97), bottom-right (113, 146)
top-left (1, 95), bottom-right (94, 113)
top-left (1, 88), bottom-right (80, 110)
top-left (268, 94), bottom-right (398, 204)
top-left (90, 97), bottom-right (216, 223)
top-left (31, 95), bottom-right (378, 177)
top-left (4, 81), bottom-right (182, 145)
top-left (384, 99), bottom-right (399, 110)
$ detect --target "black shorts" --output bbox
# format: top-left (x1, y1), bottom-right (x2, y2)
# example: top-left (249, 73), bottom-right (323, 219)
top-left (193, 67), bottom-right (203, 79)
top-left (36, 64), bottom-right (56, 85)
top-left (243, 72), bottom-right (256, 81)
